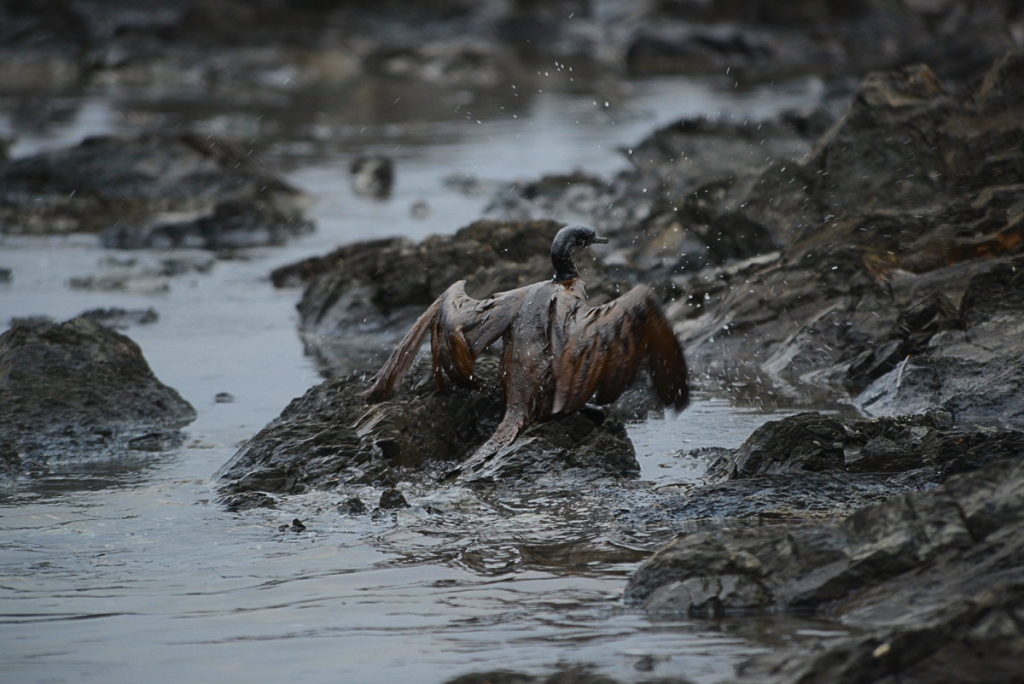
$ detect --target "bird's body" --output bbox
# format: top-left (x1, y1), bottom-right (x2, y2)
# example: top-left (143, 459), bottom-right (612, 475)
top-left (363, 225), bottom-right (689, 477)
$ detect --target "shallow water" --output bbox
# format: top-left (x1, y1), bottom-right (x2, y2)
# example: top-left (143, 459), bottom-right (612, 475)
top-left (0, 74), bottom-right (837, 683)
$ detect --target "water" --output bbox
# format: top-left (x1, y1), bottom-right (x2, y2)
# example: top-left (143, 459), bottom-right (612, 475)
top-left (0, 73), bottom-right (834, 683)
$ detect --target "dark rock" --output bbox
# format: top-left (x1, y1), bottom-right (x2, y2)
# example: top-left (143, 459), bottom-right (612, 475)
top-left (78, 307), bottom-right (159, 329)
top-left (69, 253), bottom-right (215, 294)
top-left (349, 156), bottom-right (394, 199)
top-left (444, 664), bottom-right (693, 684)
top-left (0, 267), bottom-right (11, 282)
top-left (0, 317), bottom-right (196, 477)
top-left (126, 431), bottom-right (184, 452)
top-left (379, 488), bottom-right (409, 509)
top-left (459, 408), bottom-right (639, 484)
top-left (215, 355), bottom-right (639, 502)
top-left (277, 219), bottom-right (622, 375)
top-left (338, 496), bottom-right (367, 515)
top-left (622, 454), bottom-right (1024, 679)
top-left (279, 518), bottom-right (306, 532)
top-left (103, 199), bottom-right (314, 250)
top-left (661, 55), bottom-right (1024, 414)
top-left (0, 134), bottom-right (306, 237)
top-left (214, 392), bottom-right (235, 404)
top-left (707, 412), bottom-right (847, 479)
top-left (629, 0), bottom-right (1016, 82)
top-left (669, 412), bottom-right (1022, 522)
top-left (222, 491), bottom-right (278, 512)
top-left (661, 472), bottom-right (908, 522)
top-left (626, 454), bottom-right (1024, 681)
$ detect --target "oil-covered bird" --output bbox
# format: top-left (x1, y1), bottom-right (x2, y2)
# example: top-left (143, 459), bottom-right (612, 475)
top-left (362, 224), bottom-right (689, 477)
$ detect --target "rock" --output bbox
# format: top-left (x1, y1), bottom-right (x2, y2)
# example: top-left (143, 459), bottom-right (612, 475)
top-left (444, 665), bottom-right (693, 684)
top-left (379, 488), bottom-right (409, 509)
top-left (275, 219), bottom-right (622, 375)
top-left (0, 317), bottom-right (196, 477)
top-left (659, 54), bottom-right (1024, 412)
top-left (627, 0), bottom-right (1016, 82)
top-left (338, 496), bottom-right (367, 515)
top-left (661, 412), bottom-right (1024, 523)
top-left (0, 133), bottom-right (306, 237)
top-left (410, 199), bottom-right (430, 219)
top-left (856, 254), bottom-right (1024, 425)
top-left (484, 116), bottom-right (819, 279)
top-left (78, 307), bottom-right (159, 329)
top-left (625, 453), bottom-right (1024, 681)
top-left (349, 156), bottom-right (394, 199)
top-left (69, 253), bottom-right (215, 294)
top-left (0, 267), bottom-right (11, 282)
top-left (103, 199), bottom-right (314, 250)
top-left (215, 355), bottom-right (639, 502)
top-left (214, 392), bottom-right (235, 404)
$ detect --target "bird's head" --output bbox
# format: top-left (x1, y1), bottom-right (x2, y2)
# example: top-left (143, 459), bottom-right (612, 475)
top-left (551, 225), bottom-right (608, 282)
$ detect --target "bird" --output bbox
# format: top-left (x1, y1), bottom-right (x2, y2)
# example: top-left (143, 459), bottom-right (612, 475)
top-left (362, 224), bottom-right (690, 478)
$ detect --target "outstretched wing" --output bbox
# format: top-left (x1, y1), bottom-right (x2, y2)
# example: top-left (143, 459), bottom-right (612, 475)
top-left (552, 285), bottom-right (689, 415)
top-left (362, 280), bottom-right (524, 401)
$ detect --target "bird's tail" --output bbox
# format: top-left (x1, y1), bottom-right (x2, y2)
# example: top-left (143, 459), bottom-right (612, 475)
top-left (361, 296), bottom-right (442, 402)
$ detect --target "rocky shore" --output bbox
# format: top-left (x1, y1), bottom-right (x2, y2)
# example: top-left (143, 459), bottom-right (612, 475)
top-left (3, 1), bottom-right (1024, 682)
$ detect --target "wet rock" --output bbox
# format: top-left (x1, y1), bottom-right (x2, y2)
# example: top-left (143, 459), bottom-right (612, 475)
top-left (0, 133), bottom-right (306, 237)
top-left (103, 199), bottom-right (314, 250)
top-left (665, 412), bottom-right (1023, 522)
top-left (69, 253), bottom-right (215, 294)
top-left (445, 665), bottom-right (693, 684)
top-left (662, 55), bottom-right (1024, 414)
top-left (458, 408), bottom-right (639, 484)
top-left (215, 355), bottom-right (639, 502)
top-left (379, 488), bottom-right (409, 510)
top-left (275, 219), bottom-right (621, 375)
top-left (338, 496), bottom-right (367, 515)
top-left (0, 267), bottom-right (11, 282)
top-left (706, 411), bottom-right (1021, 482)
top-left (484, 116), bottom-right (819, 278)
top-left (0, 317), bottom-right (196, 477)
top-left (365, 40), bottom-right (513, 87)
top-left (856, 253), bottom-right (1024, 425)
top-left (349, 156), bottom-right (394, 199)
top-left (222, 491), bottom-right (277, 512)
top-left (706, 412), bottom-right (847, 479)
top-left (214, 392), bottom-right (235, 404)
top-left (627, 452), bottom-right (1024, 683)
top-left (279, 518), bottom-right (306, 533)
top-left (78, 307), bottom-right (159, 329)
top-left (661, 472), bottom-right (908, 522)
top-left (628, 0), bottom-right (1016, 82)
top-left (409, 199), bottom-right (430, 219)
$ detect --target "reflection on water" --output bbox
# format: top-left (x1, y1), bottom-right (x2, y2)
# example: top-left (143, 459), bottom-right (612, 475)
top-left (1, 73), bottom-right (829, 683)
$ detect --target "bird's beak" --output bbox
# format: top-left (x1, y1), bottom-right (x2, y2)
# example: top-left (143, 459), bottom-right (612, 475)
top-left (592, 236), bottom-right (609, 244)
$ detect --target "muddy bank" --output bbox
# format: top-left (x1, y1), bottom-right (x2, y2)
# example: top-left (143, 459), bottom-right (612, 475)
top-left (0, 317), bottom-right (195, 478)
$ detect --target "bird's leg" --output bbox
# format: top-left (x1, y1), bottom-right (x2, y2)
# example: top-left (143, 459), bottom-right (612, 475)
top-left (440, 413), bottom-right (527, 482)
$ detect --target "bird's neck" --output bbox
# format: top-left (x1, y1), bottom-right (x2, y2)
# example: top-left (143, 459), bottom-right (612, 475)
top-left (552, 249), bottom-right (578, 282)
